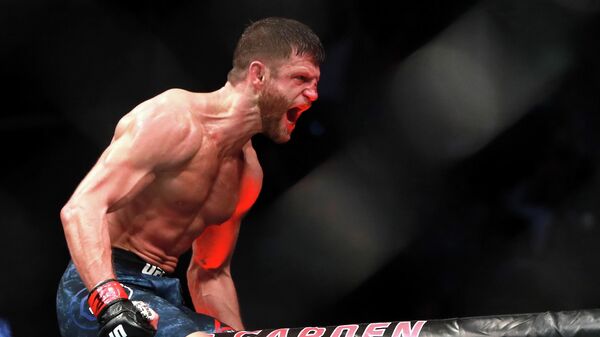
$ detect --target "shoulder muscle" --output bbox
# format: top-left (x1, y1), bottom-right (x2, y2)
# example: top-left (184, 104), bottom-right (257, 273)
top-left (107, 92), bottom-right (200, 170)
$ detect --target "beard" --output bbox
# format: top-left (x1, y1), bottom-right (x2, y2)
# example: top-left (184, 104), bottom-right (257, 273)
top-left (258, 85), bottom-right (292, 143)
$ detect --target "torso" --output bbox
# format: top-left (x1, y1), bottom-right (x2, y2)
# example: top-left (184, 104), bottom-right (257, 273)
top-left (107, 94), bottom-right (263, 272)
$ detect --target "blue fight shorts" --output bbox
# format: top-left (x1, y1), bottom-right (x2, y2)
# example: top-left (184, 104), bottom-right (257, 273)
top-left (56, 248), bottom-right (234, 337)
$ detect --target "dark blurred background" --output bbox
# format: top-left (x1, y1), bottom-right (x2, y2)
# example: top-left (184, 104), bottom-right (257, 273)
top-left (1, 0), bottom-right (600, 336)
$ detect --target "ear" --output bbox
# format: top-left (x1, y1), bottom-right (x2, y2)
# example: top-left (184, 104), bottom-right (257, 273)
top-left (248, 61), bottom-right (266, 87)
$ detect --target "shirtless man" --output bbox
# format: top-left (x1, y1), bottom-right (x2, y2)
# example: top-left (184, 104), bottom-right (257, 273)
top-left (56, 17), bottom-right (324, 337)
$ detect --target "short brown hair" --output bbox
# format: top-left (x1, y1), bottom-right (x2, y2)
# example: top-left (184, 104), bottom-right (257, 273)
top-left (228, 17), bottom-right (325, 83)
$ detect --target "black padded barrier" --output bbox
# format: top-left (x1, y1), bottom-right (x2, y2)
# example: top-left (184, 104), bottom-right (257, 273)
top-left (214, 308), bottom-right (600, 337)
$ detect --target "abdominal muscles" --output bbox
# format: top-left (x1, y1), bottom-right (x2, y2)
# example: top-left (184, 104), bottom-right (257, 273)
top-left (107, 157), bottom-right (243, 272)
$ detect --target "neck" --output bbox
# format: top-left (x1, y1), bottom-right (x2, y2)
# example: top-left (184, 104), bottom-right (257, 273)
top-left (194, 82), bottom-right (262, 156)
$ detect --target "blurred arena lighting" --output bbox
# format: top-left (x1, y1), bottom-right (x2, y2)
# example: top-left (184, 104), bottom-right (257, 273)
top-left (552, 0), bottom-right (600, 13)
top-left (0, 317), bottom-right (12, 337)
top-left (384, 0), bottom-right (584, 167)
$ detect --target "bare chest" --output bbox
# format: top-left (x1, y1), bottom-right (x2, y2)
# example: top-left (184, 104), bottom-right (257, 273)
top-left (148, 151), bottom-right (246, 225)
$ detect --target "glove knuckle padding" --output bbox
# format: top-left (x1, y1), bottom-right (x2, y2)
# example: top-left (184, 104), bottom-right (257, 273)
top-left (98, 300), bottom-right (156, 337)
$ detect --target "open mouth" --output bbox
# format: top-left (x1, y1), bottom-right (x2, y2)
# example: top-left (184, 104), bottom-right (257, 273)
top-left (286, 107), bottom-right (301, 124)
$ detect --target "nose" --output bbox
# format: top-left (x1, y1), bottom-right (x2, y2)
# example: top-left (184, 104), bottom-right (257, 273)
top-left (303, 84), bottom-right (318, 102)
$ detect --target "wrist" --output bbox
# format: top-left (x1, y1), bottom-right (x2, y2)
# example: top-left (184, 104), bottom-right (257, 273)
top-left (87, 279), bottom-right (129, 318)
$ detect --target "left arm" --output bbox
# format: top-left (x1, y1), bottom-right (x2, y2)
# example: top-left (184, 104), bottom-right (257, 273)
top-left (187, 216), bottom-right (244, 330)
top-left (187, 143), bottom-right (263, 330)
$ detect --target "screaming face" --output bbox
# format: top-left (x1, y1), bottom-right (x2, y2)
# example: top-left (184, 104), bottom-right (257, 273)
top-left (257, 54), bottom-right (320, 143)
top-left (258, 83), bottom-right (308, 143)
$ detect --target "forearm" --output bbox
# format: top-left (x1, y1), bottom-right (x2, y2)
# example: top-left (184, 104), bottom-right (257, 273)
top-left (187, 267), bottom-right (244, 330)
top-left (61, 202), bottom-right (114, 290)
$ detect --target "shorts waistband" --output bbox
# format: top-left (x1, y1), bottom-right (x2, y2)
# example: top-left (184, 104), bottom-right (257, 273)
top-left (112, 248), bottom-right (170, 277)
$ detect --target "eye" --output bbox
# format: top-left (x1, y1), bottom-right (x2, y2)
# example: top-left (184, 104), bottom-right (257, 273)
top-left (294, 75), bottom-right (309, 83)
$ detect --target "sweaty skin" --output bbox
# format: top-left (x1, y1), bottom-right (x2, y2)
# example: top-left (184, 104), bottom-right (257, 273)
top-left (60, 53), bottom-right (320, 334)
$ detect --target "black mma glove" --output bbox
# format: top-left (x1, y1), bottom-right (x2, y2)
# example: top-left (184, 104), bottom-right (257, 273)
top-left (88, 279), bottom-right (159, 337)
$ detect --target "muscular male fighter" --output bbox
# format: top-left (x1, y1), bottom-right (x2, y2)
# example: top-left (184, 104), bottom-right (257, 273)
top-left (56, 17), bottom-right (324, 337)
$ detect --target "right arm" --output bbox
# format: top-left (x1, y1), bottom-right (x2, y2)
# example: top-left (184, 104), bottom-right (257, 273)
top-left (60, 92), bottom-right (198, 290)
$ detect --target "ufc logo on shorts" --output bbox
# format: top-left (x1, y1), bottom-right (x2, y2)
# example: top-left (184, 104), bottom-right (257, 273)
top-left (142, 263), bottom-right (165, 276)
top-left (109, 324), bottom-right (127, 337)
